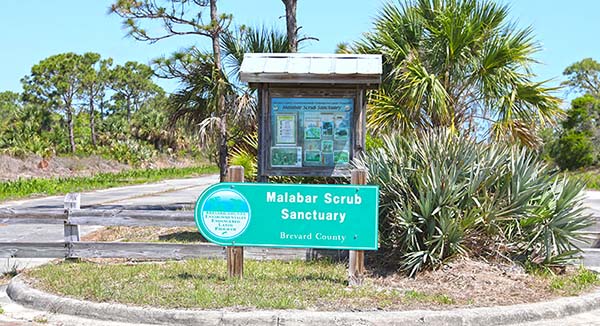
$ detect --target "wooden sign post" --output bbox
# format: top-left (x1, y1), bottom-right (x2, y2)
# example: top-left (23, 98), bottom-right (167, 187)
top-left (349, 169), bottom-right (366, 286)
top-left (226, 166), bottom-right (244, 278)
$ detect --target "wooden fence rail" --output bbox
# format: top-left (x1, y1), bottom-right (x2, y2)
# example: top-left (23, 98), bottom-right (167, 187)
top-left (1, 206), bottom-right (597, 265)
top-left (0, 240), bottom-right (307, 261)
top-left (0, 208), bottom-right (196, 227)
top-left (0, 208), bottom-right (65, 224)
top-left (68, 209), bottom-right (195, 227)
top-left (0, 206), bottom-right (306, 261)
top-left (0, 242), bottom-right (66, 259)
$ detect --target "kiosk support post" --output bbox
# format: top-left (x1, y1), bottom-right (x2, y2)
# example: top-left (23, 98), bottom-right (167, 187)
top-left (349, 169), bottom-right (367, 286)
top-left (227, 166), bottom-right (245, 278)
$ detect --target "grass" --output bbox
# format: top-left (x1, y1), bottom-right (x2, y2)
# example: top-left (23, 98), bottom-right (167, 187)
top-left (26, 259), bottom-right (455, 311)
top-left (24, 259), bottom-right (600, 311)
top-left (1, 258), bottom-right (21, 284)
top-left (568, 169), bottom-right (600, 190)
top-left (404, 290), bottom-right (455, 305)
top-left (550, 266), bottom-right (600, 296)
top-left (0, 165), bottom-right (218, 201)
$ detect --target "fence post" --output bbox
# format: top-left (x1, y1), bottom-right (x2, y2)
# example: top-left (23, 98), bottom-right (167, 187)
top-left (227, 166), bottom-right (244, 278)
top-left (64, 193), bottom-right (81, 243)
top-left (64, 193), bottom-right (81, 259)
top-left (349, 169), bottom-right (366, 286)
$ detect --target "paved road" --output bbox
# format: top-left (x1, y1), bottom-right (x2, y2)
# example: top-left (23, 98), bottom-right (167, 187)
top-left (0, 174), bottom-right (219, 273)
top-left (0, 181), bottom-right (599, 326)
top-left (585, 191), bottom-right (600, 234)
top-left (0, 174), bottom-right (219, 210)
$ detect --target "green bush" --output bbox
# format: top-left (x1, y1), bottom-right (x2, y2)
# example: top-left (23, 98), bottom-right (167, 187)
top-left (229, 151), bottom-right (257, 181)
top-left (354, 129), bottom-right (592, 276)
top-left (365, 133), bottom-right (384, 151)
top-left (554, 131), bottom-right (595, 170)
top-left (228, 133), bottom-right (258, 181)
top-left (99, 139), bottom-right (156, 166)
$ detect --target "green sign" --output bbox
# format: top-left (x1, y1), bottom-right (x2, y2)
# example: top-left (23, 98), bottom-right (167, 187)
top-left (194, 183), bottom-right (378, 250)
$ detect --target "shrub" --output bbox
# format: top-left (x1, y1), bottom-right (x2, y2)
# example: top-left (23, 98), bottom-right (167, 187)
top-left (98, 139), bottom-right (156, 166)
top-left (554, 131), bottom-right (595, 170)
top-left (229, 150), bottom-right (257, 181)
top-left (228, 133), bottom-right (258, 181)
top-left (365, 133), bottom-right (384, 151)
top-left (354, 129), bottom-right (592, 276)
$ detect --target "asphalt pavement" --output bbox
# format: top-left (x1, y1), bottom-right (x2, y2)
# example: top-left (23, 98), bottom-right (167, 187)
top-left (585, 191), bottom-right (600, 234)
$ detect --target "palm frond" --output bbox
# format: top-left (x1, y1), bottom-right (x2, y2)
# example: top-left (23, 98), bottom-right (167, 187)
top-left (355, 0), bottom-right (561, 145)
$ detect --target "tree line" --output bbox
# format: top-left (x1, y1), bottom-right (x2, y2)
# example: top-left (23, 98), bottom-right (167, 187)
top-left (0, 26), bottom-right (298, 168)
top-left (2, 0), bottom-right (590, 174)
top-left (542, 58), bottom-right (600, 170)
top-left (22, 53), bottom-right (162, 153)
top-left (0, 54), bottom-right (184, 165)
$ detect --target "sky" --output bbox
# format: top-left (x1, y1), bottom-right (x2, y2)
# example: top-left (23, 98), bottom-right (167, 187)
top-left (0, 0), bottom-right (599, 104)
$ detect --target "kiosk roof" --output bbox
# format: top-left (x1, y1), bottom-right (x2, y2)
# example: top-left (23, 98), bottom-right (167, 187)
top-left (240, 53), bottom-right (382, 85)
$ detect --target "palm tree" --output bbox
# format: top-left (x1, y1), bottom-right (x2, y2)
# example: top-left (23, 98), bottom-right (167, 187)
top-left (221, 25), bottom-right (291, 82)
top-left (354, 0), bottom-right (562, 146)
top-left (154, 26), bottom-right (290, 179)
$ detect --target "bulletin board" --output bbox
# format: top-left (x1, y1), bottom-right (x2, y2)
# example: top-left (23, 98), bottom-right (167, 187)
top-left (257, 86), bottom-right (366, 178)
top-left (269, 98), bottom-right (353, 169)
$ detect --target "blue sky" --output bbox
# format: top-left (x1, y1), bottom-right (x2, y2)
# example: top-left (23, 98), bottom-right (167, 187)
top-left (0, 0), bottom-right (598, 103)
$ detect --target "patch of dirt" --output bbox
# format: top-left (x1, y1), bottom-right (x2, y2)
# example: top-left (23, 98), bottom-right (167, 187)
top-left (81, 226), bottom-right (205, 243)
top-left (0, 154), bottom-right (204, 182)
top-left (366, 257), bottom-right (566, 309)
top-left (0, 154), bottom-right (128, 181)
top-left (142, 156), bottom-right (204, 170)
top-left (0, 274), bottom-right (12, 285)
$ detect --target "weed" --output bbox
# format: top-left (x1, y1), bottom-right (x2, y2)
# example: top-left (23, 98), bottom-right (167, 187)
top-left (33, 315), bottom-right (48, 323)
top-left (404, 290), bottom-right (427, 301)
top-left (433, 294), bottom-right (454, 304)
top-left (549, 266), bottom-right (599, 296)
top-left (2, 258), bottom-right (21, 278)
top-left (403, 290), bottom-right (454, 305)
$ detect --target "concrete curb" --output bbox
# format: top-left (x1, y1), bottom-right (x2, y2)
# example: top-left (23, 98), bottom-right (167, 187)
top-left (7, 275), bottom-right (600, 326)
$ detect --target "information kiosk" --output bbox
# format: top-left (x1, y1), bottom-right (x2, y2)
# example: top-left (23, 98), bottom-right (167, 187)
top-left (239, 53), bottom-right (382, 178)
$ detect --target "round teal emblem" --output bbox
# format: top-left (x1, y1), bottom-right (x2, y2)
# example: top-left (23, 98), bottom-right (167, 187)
top-left (196, 188), bottom-right (251, 239)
